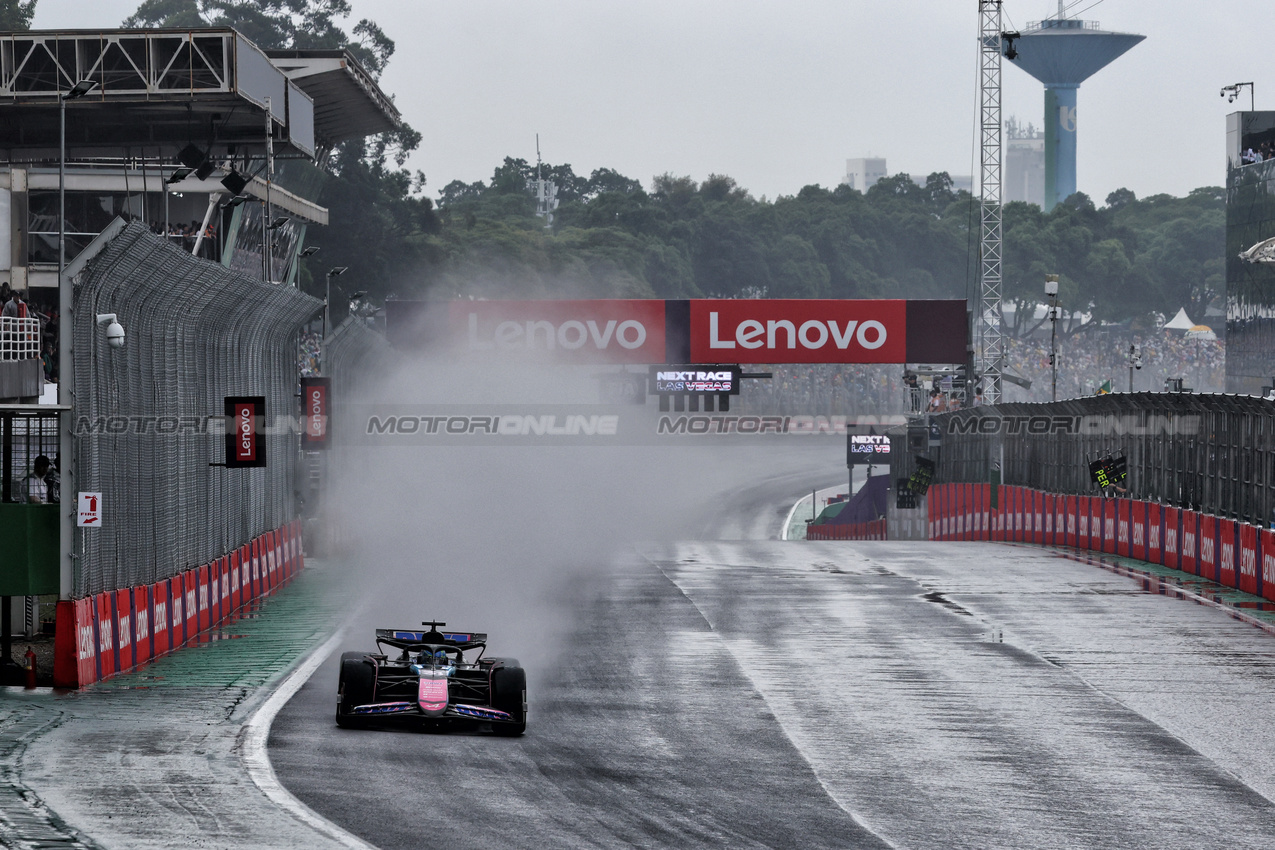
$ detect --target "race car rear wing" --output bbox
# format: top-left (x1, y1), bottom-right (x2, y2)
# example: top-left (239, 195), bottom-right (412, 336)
top-left (375, 628), bottom-right (488, 651)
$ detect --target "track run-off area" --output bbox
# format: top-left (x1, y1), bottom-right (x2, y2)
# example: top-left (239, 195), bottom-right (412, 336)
top-left (4, 450), bottom-right (1275, 849)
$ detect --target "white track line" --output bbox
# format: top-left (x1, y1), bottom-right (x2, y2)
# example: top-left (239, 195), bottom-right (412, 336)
top-left (238, 630), bottom-right (380, 850)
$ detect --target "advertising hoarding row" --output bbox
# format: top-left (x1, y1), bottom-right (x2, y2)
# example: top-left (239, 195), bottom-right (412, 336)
top-left (387, 299), bottom-right (968, 365)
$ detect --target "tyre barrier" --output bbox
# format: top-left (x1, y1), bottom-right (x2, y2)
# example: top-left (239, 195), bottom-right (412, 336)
top-left (926, 483), bottom-right (1272, 602)
top-left (806, 518), bottom-right (887, 541)
top-left (52, 519), bottom-right (305, 688)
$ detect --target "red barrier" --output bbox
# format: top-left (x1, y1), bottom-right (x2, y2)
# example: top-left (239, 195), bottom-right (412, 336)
top-left (1201, 515), bottom-right (1219, 581)
top-left (1060, 494), bottom-right (1071, 547)
top-left (1181, 511), bottom-right (1199, 575)
top-left (1102, 499), bottom-right (1117, 554)
top-left (169, 575), bottom-right (186, 647)
top-left (962, 484), bottom-right (972, 540)
top-left (1017, 487), bottom-right (1028, 543)
top-left (197, 564), bottom-right (211, 633)
top-left (1147, 502), bottom-right (1162, 564)
top-left (1262, 529), bottom-right (1275, 602)
top-left (1130, 501), bottom-right (1146, 561)
top-left (1032, 490), bottom-right (1044, 544)
top-left (182, 570), bottom-right (199, 639)
top-left (218, 555), bottom-right (232, 618)
top-left (1116, 500), bottom-right (1130, 557)
top-left (1163, 507), bottom-right (1180, 569)
top-left (1217, 518), bottom-right (1236, 588)
top-left (977, 483), bottom-right (990, 538)
top-left (1042, 493), bottom-right (1054, 546)
top-left (1075, 496), bottom-right (1091, 550)
top-left (114, 589), bottom-right (134, 673)
top-left (50, 520), bottom-right (304, 688)
top-left (251, 539), bottom-right (264, 599)
top-left (53, 598), bottom-right (97, 688)
top-left (1239, 524), bottom-right (1259, 595)
top-left (132, 585), bottom-right (151, 667)
top-left (151, 580), bottom-right (170, 658)
top-left (94, 593), bottom-right (117, 680)
top-left (990, 485), bottom-right (1003, 541)
top-left (953, 485), bottom-right (964, 540)
top-left (277, 525), bottom-right (290, 586)
top-left (229, 549), bottom-right (243, 611)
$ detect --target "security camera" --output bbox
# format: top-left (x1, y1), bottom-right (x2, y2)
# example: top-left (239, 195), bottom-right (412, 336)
top-left (96, 313), bottom-right (126, 349)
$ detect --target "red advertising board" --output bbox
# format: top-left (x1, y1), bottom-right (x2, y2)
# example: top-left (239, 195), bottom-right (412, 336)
top-left (1043, 492), bottom-right (1055, 545)
top-left (224, 396), bottom-right (266, 468)
top-left (1181, 511), bottom-right (1198, 575)
top-left (1262, 529), bottom-right (1275, 602)
top-left (1130, 501), bottom-right (1146, 561)
top-left (1163, 507), bottom-right (1179, 569)
top-left (183, 570), bottom-right (199, 641)
top-left (115, 589), bottom-right (133, 673)
top-left (1065, 495), bottom-right (1077, 547)
top-left (151, 580), bottom-right (170, 657)
top-left (1102, 499), bottom-right (1117, 555)
top-left (452, 299), bottom-right (668, 364)
top-left (1217, 518), bottom-right (1236, 588)
top-left (301, 377), bottom-right (331, 449)
top-left (1239, 524), bottom-right (1259, 595)
top-left (1198, 514), bottom-right (1217, 581)
top-left (1116, 499), bottom-right (1130, 557)
top-left (133, 585), bottom-right (151, 666)
top-left (690, 299), bottom-right (905, 364)
top-left (95, 593), bottom-right (116, 679)
top-left (1147, 502), bottom-right (1162, 564)
top-left (197, 564), bottom-right (211, 633)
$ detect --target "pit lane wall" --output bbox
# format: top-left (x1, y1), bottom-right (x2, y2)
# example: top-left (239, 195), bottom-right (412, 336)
top-left (925, 484), bottom-right (1271, 601)
top-left (806, 519), bottom-right (886, 541)
top-left (52, 520), bottom-right (303, 688)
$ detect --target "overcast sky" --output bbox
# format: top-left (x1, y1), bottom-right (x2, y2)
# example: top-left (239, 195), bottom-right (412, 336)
top-left (31, 1), bottom-right (1262, 204)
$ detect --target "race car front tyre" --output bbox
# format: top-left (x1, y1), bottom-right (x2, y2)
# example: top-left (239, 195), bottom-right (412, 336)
top-left (336, 651), bottom-right (376, 728)
top-left (490, 665), bottom-right (527, 736)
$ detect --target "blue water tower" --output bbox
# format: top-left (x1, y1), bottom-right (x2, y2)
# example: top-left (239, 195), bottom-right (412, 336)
top-left (1006, 6), bottom-right (1144, 211)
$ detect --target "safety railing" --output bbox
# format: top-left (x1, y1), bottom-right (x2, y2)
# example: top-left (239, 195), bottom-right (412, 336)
top-left (0, 317), bottom-right (41, 362)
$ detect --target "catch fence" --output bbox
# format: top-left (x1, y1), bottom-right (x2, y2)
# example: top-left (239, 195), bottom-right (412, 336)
top-left (72, 221), bottom-right (321, 596)
top-left (899, 394), bottom-right (1275, 526)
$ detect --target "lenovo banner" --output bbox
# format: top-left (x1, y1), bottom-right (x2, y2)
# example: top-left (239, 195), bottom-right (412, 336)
top-left (690, 299), bottom-right (904, 363)
top-left (387, 299), bottom-right (967, 365)
top-left (301, 377), bottom-right (331, 449)
top-left (451, 300), bottom-right (667, 364)
top-left (224, 396), bottom-right (266, 468)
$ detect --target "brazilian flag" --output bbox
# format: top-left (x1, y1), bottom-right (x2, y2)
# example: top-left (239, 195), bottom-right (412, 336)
top-left (1096, 380), bottom-right (1112, 395)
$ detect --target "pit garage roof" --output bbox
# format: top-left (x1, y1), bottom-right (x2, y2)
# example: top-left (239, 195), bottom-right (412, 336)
top-left (264, 49), bottom-right (402, 148)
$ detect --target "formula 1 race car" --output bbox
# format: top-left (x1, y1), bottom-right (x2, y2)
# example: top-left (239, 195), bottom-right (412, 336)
top-left (336, 621), bottom-right (526, 736)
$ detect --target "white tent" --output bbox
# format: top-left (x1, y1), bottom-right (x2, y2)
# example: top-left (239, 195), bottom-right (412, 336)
top-left (1162, 307), bottom-right (1195, 331)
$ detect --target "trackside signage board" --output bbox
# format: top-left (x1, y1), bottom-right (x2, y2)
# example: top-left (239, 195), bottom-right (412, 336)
top-left (300, 377), bottom-right (331, 449)
top-left (451, 300), bottom-right (667, 364)
top-left (386, 299), bottom-right (967, 365)
top-left (690, 299), bottom-right (904, 363)
top-left (224, 396), bottom-right (266, 468)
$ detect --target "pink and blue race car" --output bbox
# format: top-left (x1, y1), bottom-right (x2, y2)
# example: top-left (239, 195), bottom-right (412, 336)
top-left (336, 621), bottom-right (526, 736)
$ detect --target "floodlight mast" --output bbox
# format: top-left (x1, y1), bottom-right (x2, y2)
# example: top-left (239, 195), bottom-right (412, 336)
top-left (979, 0), bottom-right (1006, 405)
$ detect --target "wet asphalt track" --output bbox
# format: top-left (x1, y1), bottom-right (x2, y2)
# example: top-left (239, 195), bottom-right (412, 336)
top-left (270, 472), bottom-right (1275, 849)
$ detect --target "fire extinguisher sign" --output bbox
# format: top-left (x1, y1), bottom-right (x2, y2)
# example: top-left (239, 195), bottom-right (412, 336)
top-left (77, 492), bottom-right (103, 527)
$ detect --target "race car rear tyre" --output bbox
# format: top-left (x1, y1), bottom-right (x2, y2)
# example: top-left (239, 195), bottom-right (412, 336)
top-left (490, 665), bottom-right (527, 736)
top-left (336, 652), bottom-right (376, 728)
top-left (486, 657), bottom-right (521, 669)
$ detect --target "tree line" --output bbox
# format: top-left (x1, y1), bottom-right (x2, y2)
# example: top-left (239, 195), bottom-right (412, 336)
top-left (3, 1), bottom-right (1225, 335)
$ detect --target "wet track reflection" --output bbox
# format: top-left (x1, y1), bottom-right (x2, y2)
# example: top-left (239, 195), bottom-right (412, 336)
top-left (271, 492), bottom-right (1275, 849)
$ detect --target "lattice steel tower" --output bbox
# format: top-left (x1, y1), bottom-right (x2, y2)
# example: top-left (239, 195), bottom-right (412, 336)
top-left (978, 0), bottom-right (1006, 404)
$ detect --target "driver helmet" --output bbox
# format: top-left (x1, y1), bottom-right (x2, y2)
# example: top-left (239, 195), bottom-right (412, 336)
top-left (433, 648), bottom-right (449, 667)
